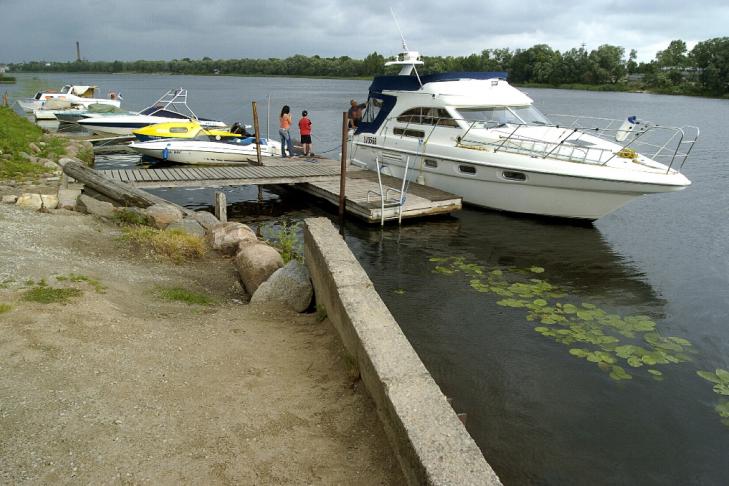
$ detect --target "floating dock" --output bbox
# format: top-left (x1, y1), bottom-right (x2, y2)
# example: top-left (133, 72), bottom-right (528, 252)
top-left (96, 156), bottom-right (461, 223)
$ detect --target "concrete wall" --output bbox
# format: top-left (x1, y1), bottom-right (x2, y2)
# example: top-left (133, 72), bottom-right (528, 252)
top-left (304, 217), bottom-right (502, 486)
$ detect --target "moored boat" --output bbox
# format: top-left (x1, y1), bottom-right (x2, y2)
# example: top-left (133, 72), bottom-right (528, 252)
top-left (349, 50), bottom-right (699, 220)
top-left (132, 121), bottom-right (242, 142)
top-left (128, 137), bottom-right (281, 164)
top-left (17, 85), bottom-right (120, 113)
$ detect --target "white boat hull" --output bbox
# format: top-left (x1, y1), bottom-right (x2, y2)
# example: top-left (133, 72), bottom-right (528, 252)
top-left (129, 139), bottom-right (281, 164)
top-left (78, 115), bottom-right (227, 135)
top-left (351, 145), bottom-right (689, 220)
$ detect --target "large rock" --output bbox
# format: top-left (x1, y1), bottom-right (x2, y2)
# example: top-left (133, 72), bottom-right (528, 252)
top-left (167, 217), bottom-right (206, 237)
top-left (251, 260), bottom-right (313, 312)
top-left (28, 142), bottom-right (41, 154)
top-left (234, 243), bottom-right (284, 295)
top-left (38, 158), bottom-right (56, 169)
top-left (65, 144), bottom-right (79, 157)
top-left (144, 203), bottom-right (183, 229)
top-left (208, 222), bottom-right (257, 255)
top-left (40, 194), bottom-right (58, 210)
top-left (2, 195), bottom-right (17, 204)
top-left (191, 211), bottom-right (220, 231)
top-left (15, 193), bottom-right (43, 210)
top-left (77, 194), bottom-right (115, 218)
top-left (57, 189), bottom-right (81, 210)
top-left (58, 156), bottom-right (84, 167)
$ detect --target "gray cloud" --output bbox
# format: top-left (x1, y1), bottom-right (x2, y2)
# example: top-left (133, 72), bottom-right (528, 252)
top-left (0, 0), bottom-right (726, 63)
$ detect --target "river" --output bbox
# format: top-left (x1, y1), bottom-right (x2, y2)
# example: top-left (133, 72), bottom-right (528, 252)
top-left (8, 72), bottom-right (729, 485)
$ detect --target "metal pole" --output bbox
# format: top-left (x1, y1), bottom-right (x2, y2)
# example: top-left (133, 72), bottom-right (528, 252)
top-left (338, 111), bottom-right (349, 225)
top-left (252, 101), bottom-right (262, 166)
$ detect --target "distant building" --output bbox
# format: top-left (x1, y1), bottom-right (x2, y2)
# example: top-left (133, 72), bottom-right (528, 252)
top-left (0, 65), bottom-right (7, 74)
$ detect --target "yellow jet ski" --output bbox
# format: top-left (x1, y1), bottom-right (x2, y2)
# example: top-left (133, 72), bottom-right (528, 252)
top-left (132, 121), bottom-right (242, 142)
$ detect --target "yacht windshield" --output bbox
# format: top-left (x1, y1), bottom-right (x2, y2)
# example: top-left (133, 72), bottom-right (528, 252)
top-left (457, 106), bottom-right (550, 127)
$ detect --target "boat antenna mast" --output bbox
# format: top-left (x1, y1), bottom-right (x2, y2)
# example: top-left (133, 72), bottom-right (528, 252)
top-left (386, 8), bottom-right (424, 85)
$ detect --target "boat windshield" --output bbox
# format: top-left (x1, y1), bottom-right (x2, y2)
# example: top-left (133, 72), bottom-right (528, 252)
top-left (457, 106), bottom-right (550, 127)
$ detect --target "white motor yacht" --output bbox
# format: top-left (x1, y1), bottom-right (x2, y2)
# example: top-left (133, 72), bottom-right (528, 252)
top-left (17, 85), bottom-right (120, 113)
top-left (349, 51), bottom-right (699, 220)
top-left (76, 88), bottom-right (226, 135)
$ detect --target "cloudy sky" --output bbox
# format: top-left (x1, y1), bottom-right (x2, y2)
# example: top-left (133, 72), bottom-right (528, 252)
top-left (0, 0), bottom-right (726, 64)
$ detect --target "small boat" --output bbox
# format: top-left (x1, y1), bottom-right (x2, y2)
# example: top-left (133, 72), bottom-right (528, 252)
top-left (77, 88), bottom-right (226, 135)
top-left (349, 48), bottom-right (699, 220)
top-left (129, 137), bottom-right (282, 164)
top-left (17, 85), bottom-right (120, 113)
top-left (54, 103), bottom-right (131, 124)
top-left (132, 121), bottom-right (242, 142)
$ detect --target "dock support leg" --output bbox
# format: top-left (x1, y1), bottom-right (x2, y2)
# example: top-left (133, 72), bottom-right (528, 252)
top-left (214, 191), bottom-right (227, 223)
top-left (338, 111), bottom-right (349, 228)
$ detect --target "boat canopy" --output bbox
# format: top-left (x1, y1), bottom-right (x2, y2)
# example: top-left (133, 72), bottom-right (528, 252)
top-left (368, 71), bottom-right (508, 94)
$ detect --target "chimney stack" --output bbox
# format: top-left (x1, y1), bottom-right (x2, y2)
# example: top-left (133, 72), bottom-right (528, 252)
top-left (76, 41), bottom-right (81, 62)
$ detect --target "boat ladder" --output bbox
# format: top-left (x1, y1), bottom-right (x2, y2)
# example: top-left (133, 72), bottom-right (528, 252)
top-left (366, 155), bottom-right (411, 226)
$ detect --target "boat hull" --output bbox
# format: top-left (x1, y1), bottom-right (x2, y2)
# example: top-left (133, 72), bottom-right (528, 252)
top-left (129, 139), bottom-right (281, 165)
top-left (351, 145), bottom-right (689, 220)
top-left (78, 116), bottom-right (227, 135)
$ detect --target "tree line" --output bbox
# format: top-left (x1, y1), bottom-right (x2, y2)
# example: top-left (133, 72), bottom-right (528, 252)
top-left (9, 37), bottom-right (729, 96)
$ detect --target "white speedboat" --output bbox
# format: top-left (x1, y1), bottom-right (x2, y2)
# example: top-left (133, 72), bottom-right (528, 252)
top-left (349, 51), bottom-right (699, 220)
top-left (17, 85), bottom-right (120, 113)
top-left (52, 103), bottom-right (131, 124)
top-left (76, 88), bottom-right (226, 135)
top-left (128, 137), bottom-right (281, 164)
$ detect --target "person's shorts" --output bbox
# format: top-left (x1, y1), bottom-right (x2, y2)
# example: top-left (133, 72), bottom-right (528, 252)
top-left (301, 135), bottom-right (312, 144)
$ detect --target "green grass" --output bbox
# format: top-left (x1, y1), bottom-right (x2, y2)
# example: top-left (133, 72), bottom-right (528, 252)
top-left (55, 273), bottom-right (106, 293)
top-left (22, 286), bottom-right (82, 304)
top-left (261, 221), bottom-right (303, 264)
top-left (112, 209), bottom-right (152, 227)
top-left (120, 227), bottom-right (206, 263)
top-left (0, 303), bottom-right (12, 313)
top-left (156, 286), bottom-right (214, 305)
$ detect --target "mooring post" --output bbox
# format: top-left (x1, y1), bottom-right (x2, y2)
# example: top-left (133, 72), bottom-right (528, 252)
top-left (338, 111), bottom-right (349, 225)
top-left (214, 191), bottom-right (227, 223)
top-left (252, 101), bottom-right (263, 166)
top-left (2, 92), bottom-right (8, 107)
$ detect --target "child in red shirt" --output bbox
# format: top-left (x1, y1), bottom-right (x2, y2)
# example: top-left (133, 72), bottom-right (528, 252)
top-left (298, 110), bottom-right (313, 156)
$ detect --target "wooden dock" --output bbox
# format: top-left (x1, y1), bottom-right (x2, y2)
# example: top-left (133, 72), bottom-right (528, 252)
top-left (95, 157), bottom-right (461, 223)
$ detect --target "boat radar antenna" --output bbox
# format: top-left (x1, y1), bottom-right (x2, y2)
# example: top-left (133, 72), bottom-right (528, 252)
top-left (386, 8), bottom-right (424, 85)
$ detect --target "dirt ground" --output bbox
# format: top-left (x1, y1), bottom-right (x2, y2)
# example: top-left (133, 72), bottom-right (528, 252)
top-left (0, 203), bottom-right (403, 485)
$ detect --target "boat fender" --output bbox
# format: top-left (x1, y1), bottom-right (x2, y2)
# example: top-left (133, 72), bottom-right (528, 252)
top-left (615, 115), bottom-right (638, 142)
top-left (162, 144), bottom-right (170, 161)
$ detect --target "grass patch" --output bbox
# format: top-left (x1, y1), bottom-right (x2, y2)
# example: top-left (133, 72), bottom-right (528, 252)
top-left (0, 303), bottom-right (12, 313)
top-left (112, 209), bottom-right (152, 227)
top-left (156, 286), bottom-right (214, 305)
top-left (22, 286), bottom-right (82, 304)
top-left (55, 273), bottom-right (106, 293)
top-left (121, 226), bottom-right (206, 263)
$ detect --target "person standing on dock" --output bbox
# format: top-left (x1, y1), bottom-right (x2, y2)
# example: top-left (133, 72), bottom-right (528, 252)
top-left (279, 105), bottom-right (294, 157)
top-left (298, 110), bottom-right (313, 156)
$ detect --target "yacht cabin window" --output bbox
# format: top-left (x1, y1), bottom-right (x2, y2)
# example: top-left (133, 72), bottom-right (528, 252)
top-left (457, 106), bottom-right (550, 127)
top-left (396, 107), bottom-right (458, 127)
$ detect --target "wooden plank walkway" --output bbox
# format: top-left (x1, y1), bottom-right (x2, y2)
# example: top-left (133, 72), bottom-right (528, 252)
top-left (96, 159), bottom-right (462, 223)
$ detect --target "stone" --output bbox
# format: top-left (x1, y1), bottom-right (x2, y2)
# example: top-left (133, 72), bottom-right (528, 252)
top-left (65, 144), bottom-right (79, 157)
top-left (251, 260), bottom-right (313, 312)
top-left (40, 194), bottom-right (58, 210)
top-left (2, 195), bottom-right (18, 204)
top-left (28, 142), bottom-right (41, 154)
top-left (57, 189), bottom-right (81, 210)
top-left (77, 194), bottom-right (115, 218)
top-left (167, 217), bottom-right (206, 238)
top-left (208, 222), bottom-right (257, 255)
top-left (18, 151), bottom-right (32, 161)
top-left (234, 242), bottom-right (284, 295)
top-left (40, 159), bottom-right (57, 169)
top-left (144, 203), bottom-right (183, 228)
top-left (58, 157), bottom-right (84, 167)
top-left (15, 193), bottom-right (43, 210)
top-left (191, 211), bottom-right (220, 231)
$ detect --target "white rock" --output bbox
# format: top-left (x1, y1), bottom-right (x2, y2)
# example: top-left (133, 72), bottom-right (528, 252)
top-left (144, 203), bottom-right (183, 228)
top-left (191, 211), bottom-right (220, 231)
top-left (2, 195), bottom-right (18, 204)
top-left (251, 260), bottom-right (313, 312)
top-left (57, 189), bottom-right (81, 210)
top-left (77, 194), bottom-right (115, 218)
top-left (40, 194), bottom-right (58, 210)
top-left (208, 222), bottom-right (257, 255)
top-left (15, 193), bottom-right (43, 210)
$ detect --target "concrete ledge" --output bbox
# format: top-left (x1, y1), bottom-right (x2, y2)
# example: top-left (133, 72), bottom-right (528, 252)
top-left (304, 217), bottom-right (501, 486)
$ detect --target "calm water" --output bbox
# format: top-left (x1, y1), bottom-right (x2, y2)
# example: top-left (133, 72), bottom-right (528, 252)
top-left (9, 73), bottom-right (729, 485)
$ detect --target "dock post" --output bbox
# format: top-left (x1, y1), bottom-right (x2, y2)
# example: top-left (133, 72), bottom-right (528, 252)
top-left (214, 191), bottom-right (227, 223)
top-left (338, 112), bottom-right (348, 226)
top-left (252, 101), bottom-right (263, 166)
top-left (2, 92), bottom-right (8, 107)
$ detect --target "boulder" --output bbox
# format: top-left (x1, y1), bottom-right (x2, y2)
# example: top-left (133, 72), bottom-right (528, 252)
top-left (57, 156), bottom-right (84, 167)
top-left (77, 194), bottom-right (115, 218)
top-left (208, 222), bottom-right (257, 255)
top-left (28, 142), bottom-right (41, 154)
top-left (144, 203), bottom-right (183, 228)
top-left (167, 217), bottom-right (206, 237)
top-left (15, 193), bottom-right (43, 210)
top-left (2, 195), bottom-right (18, 204)
top-left (191, 210), bottom-right (220, 231)
top-left (40, 194), bottom-right (58, 210)
top-left (40, 159), bottom-right (57, 170)
top-left (234, 243), bottom-right (284, 295)
top-left (65, 144), bottom-right (79, 157)
top-left (251, 260), bottom-right (313, 312)
top-left (57, 188), bottom-right (81, 210)
top-left (18, 151), bottom-right (32, 161)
